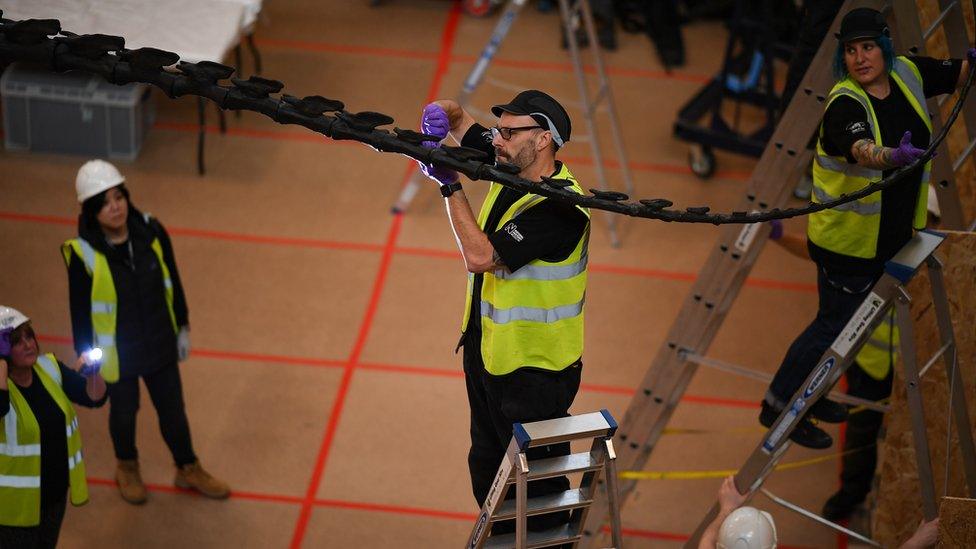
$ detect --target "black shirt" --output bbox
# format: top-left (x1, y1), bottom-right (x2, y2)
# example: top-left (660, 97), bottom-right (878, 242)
top-left (812, 56), bottom-right (961, 275)
top-left (1, 361), bottom-right (106, 508)
top-left (459, 123), bottom-right (589, 355)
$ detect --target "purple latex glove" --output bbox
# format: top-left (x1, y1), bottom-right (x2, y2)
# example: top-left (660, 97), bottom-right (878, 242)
top-left (421, 103), bottom-right (450, 144)
top-left (768, 219), bottom-right (783, 241)
top-left (79, 361), bottom-right (101, 378)
top-left (968, 47), bottom-right (976, 61)
top-left (0, 328), bottom-right (12, 356)
top-left (418, 142), bottom-right (459, 186)
top-left (890, 131), bottom-right (926, 167)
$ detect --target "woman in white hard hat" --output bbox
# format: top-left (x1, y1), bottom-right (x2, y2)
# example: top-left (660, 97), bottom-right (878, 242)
top-left (62, 159), bottom-right (229, 504)
top-left (0, 306), bottom-right (106, 548)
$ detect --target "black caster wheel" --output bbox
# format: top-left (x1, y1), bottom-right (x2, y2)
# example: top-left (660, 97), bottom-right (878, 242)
top-left (688, 144), bottom-right (716, 179)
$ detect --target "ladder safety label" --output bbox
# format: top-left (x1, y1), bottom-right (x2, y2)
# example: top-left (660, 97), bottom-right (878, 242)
top-left (802, 357), bottom-right (835, 399)
top-left (734, 219), bottom-right (760, 252)
top-left (762, 403), bottom-right (800, 453)
top-left (831, 292), bottom-right (885, 356)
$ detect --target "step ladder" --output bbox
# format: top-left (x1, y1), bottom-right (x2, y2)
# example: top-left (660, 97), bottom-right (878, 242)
top-left (577, 1), bottom-right (976, 544)
top-left (391, 0), bottom-right (634, 248)
top-left (684, 230), bottom-right (976, 546)
top-left (467, 410), bottom-right (623, 549)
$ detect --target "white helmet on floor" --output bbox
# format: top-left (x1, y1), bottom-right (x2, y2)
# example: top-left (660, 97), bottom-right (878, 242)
top-left (0, 306), bottom-right (30, 332)
top-left (76, 159), bottom-right (125, 203)
top-left (717, 507), bottom-right (777, 549)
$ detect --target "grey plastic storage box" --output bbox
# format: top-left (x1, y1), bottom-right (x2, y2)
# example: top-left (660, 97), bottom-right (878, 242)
top-left (1, 63), bottom-right (155, 160)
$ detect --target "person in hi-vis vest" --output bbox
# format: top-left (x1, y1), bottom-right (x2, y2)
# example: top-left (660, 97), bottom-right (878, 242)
top-left (417, 90), bottom-right (590, 536)
top-left (760, 7), bottom-right (974, 450)
top-left (62, 160), bottom-right (229, 504)
top-left (0, 306), bottom-right (105, 548)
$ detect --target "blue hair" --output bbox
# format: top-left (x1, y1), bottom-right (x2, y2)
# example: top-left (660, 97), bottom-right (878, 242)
top-left (832, 36), bottom-right (895, 81)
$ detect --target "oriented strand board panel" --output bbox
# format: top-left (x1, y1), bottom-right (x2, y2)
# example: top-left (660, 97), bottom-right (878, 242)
top-left (939, 497), bottom-right (976, 548)
top-left (873, 234), bottom-right (976, 546)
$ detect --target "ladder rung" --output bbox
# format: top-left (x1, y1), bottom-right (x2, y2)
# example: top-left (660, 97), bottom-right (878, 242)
top-left (952, 135), bottom-right (976, 172)
top-left (506, 452), bottom-right (604, 484)
top-left (514, 410), bottom-right (617, 450)
top-left (483, 523), bottom-right (581, 549)
top-left (923, 0), bottom-right (959, 41)
top-left (493, 489), bottom-right (591, 521)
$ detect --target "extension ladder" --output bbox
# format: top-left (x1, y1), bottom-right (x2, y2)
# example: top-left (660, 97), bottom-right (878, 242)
top-left (391, 0), bottom-right (634, 247)
top-left (467, 410), bottom-right (623, 549)
top-left (684, 230), bottom-right (976, 545)
top-left (578, 0), bottom-right (976, 544)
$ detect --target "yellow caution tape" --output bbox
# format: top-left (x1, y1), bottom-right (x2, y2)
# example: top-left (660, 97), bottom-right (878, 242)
top-left (619, 445), bottom-right (875, 480)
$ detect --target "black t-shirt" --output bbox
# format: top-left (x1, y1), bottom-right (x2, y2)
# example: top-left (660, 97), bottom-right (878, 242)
top-left (459, 123), bottom-right (589, 352)
top-left (813, 56), bottom-right (961, 275)
top-left (0, 361), bottom-right (106, 508)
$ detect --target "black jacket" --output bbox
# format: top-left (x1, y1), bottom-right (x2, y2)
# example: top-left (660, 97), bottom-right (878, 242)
top-left (66, 207), bottom-right (189, 379)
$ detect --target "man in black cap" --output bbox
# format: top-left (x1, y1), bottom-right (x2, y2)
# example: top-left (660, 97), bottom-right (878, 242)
top-left (417, 91), bottom-right (590, 537)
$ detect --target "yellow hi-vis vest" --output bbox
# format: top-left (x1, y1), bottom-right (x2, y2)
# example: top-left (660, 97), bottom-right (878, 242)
top-left (0, 353), bottom-right (89, 526)
top-left (854, 308), bottom-right (899, 381)
top-left (461, 163), bottom-right (591, 376)
top-left (61, 226), bottom-right (178, 383)
top-left (809, 56), bottom-right (931, 259)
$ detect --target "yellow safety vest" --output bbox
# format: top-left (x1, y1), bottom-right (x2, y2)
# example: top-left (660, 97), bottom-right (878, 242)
top-left (61, 223), bottom-right (178, 383)
top-left (461, 163), bottom-right (591, 376)
top-left (809, 56), bottom-right (931, 259)
top-left (854, 308), bottom-right (898, 381)
top-left (0, 353), bottom-right (89, 526)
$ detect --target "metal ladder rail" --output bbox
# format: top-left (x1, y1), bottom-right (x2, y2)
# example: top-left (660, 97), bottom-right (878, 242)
top-left (576, 3), bottom-right (862, 545)
top-left (890, 0), bottom-right (976, 230)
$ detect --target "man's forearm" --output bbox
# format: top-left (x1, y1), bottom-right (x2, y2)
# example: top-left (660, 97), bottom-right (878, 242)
top-left (445, 191), bottom-right (504, 273)
top-left (851, 138), bottom-right (896, 169)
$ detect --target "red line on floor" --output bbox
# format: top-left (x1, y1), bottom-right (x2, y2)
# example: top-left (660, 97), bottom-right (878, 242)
top-left (682, 394), bottom-right (760, 409)
top-left (165, 225), bottom-right (384, 253)
top-left (193, 348), bottom-right (346, 369)
top-left (314, 498), bottom-right (478, 522)
top-left (0, 211), bottom-right (75, 226)
top-left (87, 476), bottom-right (306, 505)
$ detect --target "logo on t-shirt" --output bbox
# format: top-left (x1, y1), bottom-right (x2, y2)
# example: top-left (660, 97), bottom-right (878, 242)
top-left (845, 121), bottom-right (867, 135)
top-left (504, 222), bottom-right (524, 242)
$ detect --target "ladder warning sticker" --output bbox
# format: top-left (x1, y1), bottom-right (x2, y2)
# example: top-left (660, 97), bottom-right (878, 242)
top-left (734, 221), bottom-right (760, 252)
top-left (831, 292), bottom-right (884, 357)
top-left (763, 356), bottom-right (837, 453)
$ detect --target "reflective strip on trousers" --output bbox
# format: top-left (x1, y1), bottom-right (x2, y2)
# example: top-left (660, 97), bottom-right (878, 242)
top-left (0, 443), bottom-right (41, 457)
top-left (0, 475), bottom-right (41, 488)
top-left (480, 299), bottom-right (584, 324)
top-left (812, 186), bottom-right (882, 215)
top-left (815, 155), bottom-right (883, 180)
top-left (68, 449), bottom-right (83, 470)
top-left (493, 255), bottom-right (588, 281)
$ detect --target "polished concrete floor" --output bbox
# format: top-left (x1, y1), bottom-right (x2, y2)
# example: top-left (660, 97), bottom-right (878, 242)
top-left (0, 1), bottom-right (846, 547)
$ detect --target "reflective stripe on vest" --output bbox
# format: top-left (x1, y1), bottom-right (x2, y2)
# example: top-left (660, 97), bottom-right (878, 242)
top-left (62, 228), bottom-right (178, 383)
top-left (461, 163), bottom-right (591, 376)
top-left (855, 309), bottom-right (899, 381)
top-left (0, 353), bottom-right (89, 526)
top-left (808, 57), bottom-right (932, 260)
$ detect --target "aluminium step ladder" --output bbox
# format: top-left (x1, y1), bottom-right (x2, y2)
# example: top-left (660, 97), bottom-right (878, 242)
top-left (683, 230), bottom-right (976, 546)
top-left (392, 0), bottom-right (634, 247)
top-left (579, 1), bottom-right (976, 544)
top-left (467, 409), bottom-right (623, 549)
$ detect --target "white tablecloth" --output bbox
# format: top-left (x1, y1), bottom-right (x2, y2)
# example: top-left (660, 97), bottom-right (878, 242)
top-left (2, 0), bottom-right (247, 63)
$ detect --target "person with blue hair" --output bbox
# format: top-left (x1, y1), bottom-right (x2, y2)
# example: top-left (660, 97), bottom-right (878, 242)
top-left (760, 6), bottom-right (974, 450)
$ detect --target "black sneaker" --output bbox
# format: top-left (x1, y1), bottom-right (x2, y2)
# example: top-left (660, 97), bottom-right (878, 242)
top-left (810, 398), bottom-right (849, 423)
top-left (822, 490), bottom-right (864, 522)
top-left (759, 401), bottom-right (834, 449)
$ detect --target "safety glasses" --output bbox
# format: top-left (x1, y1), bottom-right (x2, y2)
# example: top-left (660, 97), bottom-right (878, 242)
top-left (490, 125), bottom-right (542, 140)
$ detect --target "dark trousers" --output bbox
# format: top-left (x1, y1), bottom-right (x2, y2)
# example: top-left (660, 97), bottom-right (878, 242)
top-left (0, 492), bottom-right (67, 549)
top-left (463, 340), bottom-right (582, 533)
top-left (767, 265), bottom-right (879, 407)
top-left (840, 364), bottom-right (893, 501)
top-left (107, 363), bottom-right (196, 466)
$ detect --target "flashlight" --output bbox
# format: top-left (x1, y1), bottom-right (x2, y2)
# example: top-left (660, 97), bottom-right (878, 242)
top-left (84, 347), bottom-right (103, 364)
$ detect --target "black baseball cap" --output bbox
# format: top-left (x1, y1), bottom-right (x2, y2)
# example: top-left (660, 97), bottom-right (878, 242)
top-left (836, 8), bottom-right (889, 43)
top-left (491, 90), bottom-right (571, 148)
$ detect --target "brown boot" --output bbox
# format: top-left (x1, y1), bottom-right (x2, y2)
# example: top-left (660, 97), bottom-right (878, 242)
top-left (174, 460), bottom-right (230, 499)
top-left (116, 459), bottom-right (148, 504)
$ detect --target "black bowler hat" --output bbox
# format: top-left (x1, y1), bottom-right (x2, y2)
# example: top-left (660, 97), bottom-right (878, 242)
top-left (491, 90), bottom-right (571, 148)
top-left (836, 7), bottom-right (889, 43)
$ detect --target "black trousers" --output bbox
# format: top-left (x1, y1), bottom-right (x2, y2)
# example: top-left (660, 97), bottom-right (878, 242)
top-left (463, 339), bottom-right (582, 534)
top-left (839, 363), bottom-right (893, 501)
top-left (107, 363), bottom-right (197, 466)
top-left (0, 492), bottom-right (66, 549)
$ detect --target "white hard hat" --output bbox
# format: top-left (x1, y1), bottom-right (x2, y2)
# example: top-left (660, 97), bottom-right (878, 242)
top-left (76, 159), bottom-right (125, 203)
top-left (717, 507), bottom-right (777, 549)
top-left (0, 306), bottom-right (30, 332)
top-left (927, 184), bottom-right (941, 218)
